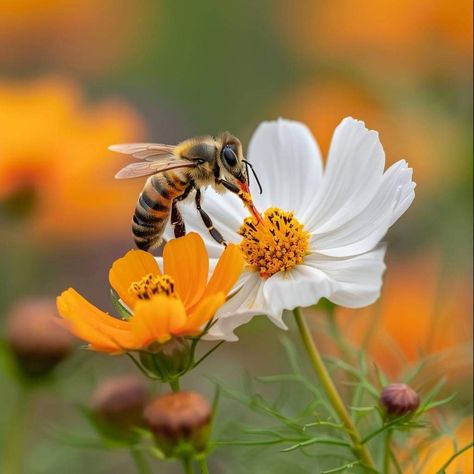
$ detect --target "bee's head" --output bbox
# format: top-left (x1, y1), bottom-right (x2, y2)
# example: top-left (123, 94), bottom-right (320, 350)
top-left (218, 133), bottom-right (248, 190)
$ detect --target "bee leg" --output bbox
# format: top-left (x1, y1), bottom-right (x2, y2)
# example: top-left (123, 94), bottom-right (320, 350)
top-left (170, 184), bottom-right (194, 238)
top-left (217, 179), bottom-right (248, 201)
top-left (195, 189), bottom-right (227, 246)
top-left (171, 199), bottom-right (186, 238)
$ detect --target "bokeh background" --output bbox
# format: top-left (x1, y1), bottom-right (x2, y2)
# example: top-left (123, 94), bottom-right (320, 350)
top-left (0, 1), bottom-right (472, 472)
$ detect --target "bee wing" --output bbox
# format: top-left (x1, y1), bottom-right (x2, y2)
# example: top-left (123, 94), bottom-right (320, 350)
top-left (115, 158), bottom-right (196, 179)
top-left (108, 143), bottom-right (176, 161)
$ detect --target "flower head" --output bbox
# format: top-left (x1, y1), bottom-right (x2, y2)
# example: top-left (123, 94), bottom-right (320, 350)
top-left (5, 298), bottom-right (75, 378)
top-left (380, 383), bottom-right (420, 417)
top-left (56, 233), bottom-right (243, 352)
top-left (0, 76), bottom-right (144, 239)
top-left (90, 375), bottom-right (149, 436)
top-left (166, 118), bottom-right (416, 340)
top-left (144, 391), bottom-right (212, 457)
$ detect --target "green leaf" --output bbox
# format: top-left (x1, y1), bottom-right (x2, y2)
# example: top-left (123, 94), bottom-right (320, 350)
top-left (282, 436), bottom-right (352, 452)
top-left (322, 460), bottom-right (361, 473)
top-left (110, 289), bottom-right (132, 320)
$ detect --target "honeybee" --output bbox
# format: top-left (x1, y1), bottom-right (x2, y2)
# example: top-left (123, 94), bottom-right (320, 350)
top-left (110, 132), bottom-right (263, 251)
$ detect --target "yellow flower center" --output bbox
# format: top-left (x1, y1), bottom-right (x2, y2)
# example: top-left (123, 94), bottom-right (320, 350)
top-left (239, 207), bottom-right (310, 278)
top-left (129, 274), bottom-right (176, 300)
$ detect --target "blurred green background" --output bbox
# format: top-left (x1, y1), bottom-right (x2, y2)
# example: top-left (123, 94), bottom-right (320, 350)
top-left (0, 0), bottom-right (472, 472)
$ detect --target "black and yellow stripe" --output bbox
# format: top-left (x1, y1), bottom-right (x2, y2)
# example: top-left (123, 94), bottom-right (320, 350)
top-left (132, 171), bottom-right (188, 250)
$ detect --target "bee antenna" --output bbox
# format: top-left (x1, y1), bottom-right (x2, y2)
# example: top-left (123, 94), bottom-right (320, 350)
top-left (242, 159), bottom-right (263, 195)
top-left (244, 161), bottom-right (251, 189)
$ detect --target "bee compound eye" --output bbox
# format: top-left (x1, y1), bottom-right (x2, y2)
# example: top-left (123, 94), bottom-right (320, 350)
top-left (222, 146), bottom-right (238, 167)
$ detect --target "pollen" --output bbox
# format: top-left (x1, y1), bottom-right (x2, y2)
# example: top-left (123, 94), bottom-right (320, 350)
top-left (239, 207), bottom-right (310, 278)
top-left (129, 274), bottom-right (176, 300)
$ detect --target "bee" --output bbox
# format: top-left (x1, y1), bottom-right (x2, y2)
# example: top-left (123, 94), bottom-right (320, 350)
top-left (110, 132), bottom-right (263, 251)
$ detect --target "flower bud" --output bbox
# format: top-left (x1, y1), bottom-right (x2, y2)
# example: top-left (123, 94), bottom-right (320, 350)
top-left (139, 337), bottom-right (192, 381)
top-left (380, 383), bottom-right (420, 417)
top-left (144, 391), bottom-right (211, 457)
top-left (90, 375), bottom-right (149, 439)
top-left (5, 298), bottom-right (75, 378)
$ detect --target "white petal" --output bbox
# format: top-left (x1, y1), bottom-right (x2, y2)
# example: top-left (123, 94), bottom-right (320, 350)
top-left (205, 272), bottom-right (281, 341)
top-left (306, 246), bottom-right (386, 308)
top-left (305, 117), bottom-right (386, 233)
top-left (312, 160), bottom-right (415, 257)
top-left (247, 118), bottom-right (323, 217)
top-left (262, 264), bottom-right (332, 315)
top-left (389, 172), bottom-right (416, 226)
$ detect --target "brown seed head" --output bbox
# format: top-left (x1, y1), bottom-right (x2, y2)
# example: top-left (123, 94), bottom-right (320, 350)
top-left (5, 298), bottom-right (75, 377)
top-left (90, 375), bottom-right (149, 432)
top-left (380, 383), bottom-right (420, 416)
top-left (144, 391), bottom-right (211, 455)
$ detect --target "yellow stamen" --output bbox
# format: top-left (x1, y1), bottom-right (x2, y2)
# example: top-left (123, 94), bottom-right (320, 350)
top-left (129, 274), bottom-right (176, 300)
top-left (239, 207), bottom-right (310, 278)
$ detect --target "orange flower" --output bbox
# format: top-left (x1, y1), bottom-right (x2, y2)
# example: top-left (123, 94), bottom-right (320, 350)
top-left (57, 233), bottom-right (243, 352)
top-left (335, 253), bottom-right (472, 378)
top-left (0, 76), bottom-right (145, 239)
top-left (280, 0), bottom-right (472, 68)
top-left (405, 417), bottom-right (473, 473)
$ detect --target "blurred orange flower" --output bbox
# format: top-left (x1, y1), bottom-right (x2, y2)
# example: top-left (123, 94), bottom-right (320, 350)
top-left (280, 0), bottom-right (472, 72)
top-left (0, 76), bottom-right (145, 240)
top-left (276, 79), bottom-right (462, 187)
top-left (336, 253), bottom-right (472, 378)
top-left (405, 417), bottom-right (473, 473)
top-left (57, 233), bottom-right (244, 352)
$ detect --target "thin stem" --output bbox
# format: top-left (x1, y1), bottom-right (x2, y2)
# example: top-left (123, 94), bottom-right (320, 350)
top-left (130, 447), bottom-right (152, 474)
top-left (383, 429), bottom-right (393, 473)
top-left (293, 308), bottom-right (376, 471)
top-left (361, 414), bottom-right (411, 445)
top-left (182, 459), bottom-right (193, 474)
top-left (198, 458), bottom-right (210, 474)
top-left (193, 341), bottom-right (225, 369)
top-left (1, 387), bottom-right (32, 474)
top-left (169, 378), bottom-right (181, 392)
top-left (436, 441), bottom-right (473, 473)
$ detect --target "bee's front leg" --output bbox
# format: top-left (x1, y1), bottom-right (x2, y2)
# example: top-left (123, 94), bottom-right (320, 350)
top-left (195, 189), bottom-right (227, 246)
top-left (216, 179), bottom-right (250, 201)
top-left (217, 179), bottom-right (263, 225)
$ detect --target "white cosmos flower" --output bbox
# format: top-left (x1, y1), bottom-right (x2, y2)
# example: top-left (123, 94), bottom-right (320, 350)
top-left (164, 117), bottom-right (416, 341)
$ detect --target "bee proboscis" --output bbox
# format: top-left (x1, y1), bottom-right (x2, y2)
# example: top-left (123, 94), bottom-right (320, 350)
top-left (110, 132), bottom-right (263, 251)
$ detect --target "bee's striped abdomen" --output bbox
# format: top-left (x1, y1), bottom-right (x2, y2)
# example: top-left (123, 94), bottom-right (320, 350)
top-left (132, 171), bottom-right (188, 251)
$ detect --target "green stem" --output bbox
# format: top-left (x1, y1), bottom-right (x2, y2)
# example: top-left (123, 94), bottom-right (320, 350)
top-left (436, 441), bottom-right (473, 473)
top-left (182, 458), bottom-right (193, 474)
top-left (198, 458), bottom-right (210, 474)
top-left (1, 387), bottom-right (32, 474)
top-left (383, 429), bottom-right (393, 473)
top-left (130, 446), bottom-right (152, 474)
top-left (293, 308), bottom-right (376, 471)
top-left (169, 378), bottom-right (181, 392)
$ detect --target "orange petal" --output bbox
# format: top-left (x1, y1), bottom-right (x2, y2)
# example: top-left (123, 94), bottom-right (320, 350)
top-left (202, 244), bottom-right (244, 299)
top-left (181, 292), bottom-right (225, 334)
top-left (109, 249), bottom-right (160, 309)
top-left (130, 295), bottom-right (188, 346)
top-left (163, 233), bottom-right (208, 309)
top-left (57, 288), bottom-right (133, 353)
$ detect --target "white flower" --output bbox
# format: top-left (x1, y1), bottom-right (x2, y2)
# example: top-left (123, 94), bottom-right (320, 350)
top-left (165, 118), bottom-right (416, 341)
